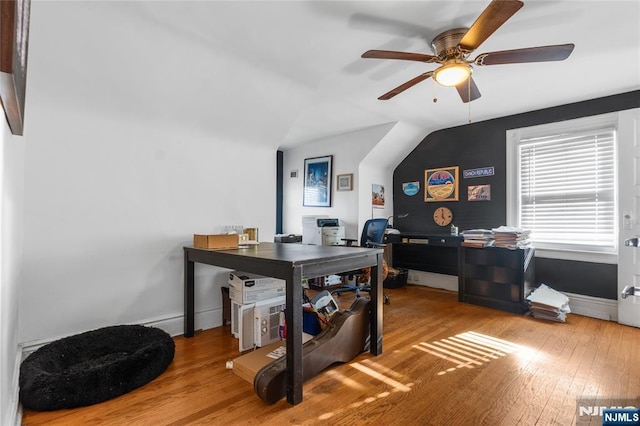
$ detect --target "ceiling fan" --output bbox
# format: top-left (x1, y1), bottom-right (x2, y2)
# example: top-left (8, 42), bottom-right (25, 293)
top-left (362, 0), bottom-right (574, 103)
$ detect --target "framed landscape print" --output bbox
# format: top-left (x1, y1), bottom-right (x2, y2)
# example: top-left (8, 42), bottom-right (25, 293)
top-left (425, 166), bottom-right (459, 202)
top-left (372, 184), bottom-right (385, 206)
top-left (303, 155), bottom-right (332, 207)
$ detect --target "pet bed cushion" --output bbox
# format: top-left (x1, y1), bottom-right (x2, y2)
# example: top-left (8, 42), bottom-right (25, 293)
top-left (19, 325), bottom-right (175, 411)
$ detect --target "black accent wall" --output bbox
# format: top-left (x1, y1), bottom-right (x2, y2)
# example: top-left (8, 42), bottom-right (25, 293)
top-left (393, 90), bottom-right (640, 300)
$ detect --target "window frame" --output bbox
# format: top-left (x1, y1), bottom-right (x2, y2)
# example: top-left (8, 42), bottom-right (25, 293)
top-left (506, 112), bottom-right (619, 264)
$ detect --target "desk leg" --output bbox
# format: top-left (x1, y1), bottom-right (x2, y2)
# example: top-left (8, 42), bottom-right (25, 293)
top-left (184, 250), bottom-right (195, 338)
top-left (285, 266), bottom-right (303, 405)
top-left (370, 252), bottom-right (383, 355)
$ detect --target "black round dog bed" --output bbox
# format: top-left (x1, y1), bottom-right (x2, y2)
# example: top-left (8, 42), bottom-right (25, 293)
top-left (19, 325), bottom-right (175, 411)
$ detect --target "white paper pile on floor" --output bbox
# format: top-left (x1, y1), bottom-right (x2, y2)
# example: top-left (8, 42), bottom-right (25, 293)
top-left (526, 284), bottom-right (571, 322)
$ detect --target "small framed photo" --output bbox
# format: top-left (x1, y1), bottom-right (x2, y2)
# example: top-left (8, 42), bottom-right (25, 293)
top-left (336, 173), bottom-right (353, 191)
top-left (468, 184), bottom-right (491, 201)
top-left (303, 155), bottom-right (332, 207)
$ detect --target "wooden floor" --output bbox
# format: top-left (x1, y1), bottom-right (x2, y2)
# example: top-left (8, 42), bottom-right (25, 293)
top-left (22, 286), bottom-right (640, 425)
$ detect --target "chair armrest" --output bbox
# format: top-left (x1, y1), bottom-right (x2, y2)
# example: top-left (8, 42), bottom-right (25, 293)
top-left (341, 238), bottom-right (358, 247)
top-left (366, 242), bottom-right (386, 248)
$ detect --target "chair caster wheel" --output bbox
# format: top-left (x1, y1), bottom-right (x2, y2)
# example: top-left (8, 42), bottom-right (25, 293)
top-left (384, 295), bottom-right (390, 305)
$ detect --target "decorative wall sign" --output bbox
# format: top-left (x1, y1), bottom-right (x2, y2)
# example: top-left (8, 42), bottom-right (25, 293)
top-left (303, 155), bottom-right (332, 207)
top-left (372, 184), bottom-right (385, 206)
top-left (463, 166), bottom-right (495, 179)
top-left (468, 184), bottom-right (491, 201)
top-left (402, 181), bottom-right (420, 196)
top-left (336, 173), bottom-right (353, 191)
top-left (425, 166), bottom-right (459, 202)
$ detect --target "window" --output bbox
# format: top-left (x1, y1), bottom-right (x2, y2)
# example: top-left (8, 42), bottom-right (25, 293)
top-left (507, 113), bottom-right (617, 263)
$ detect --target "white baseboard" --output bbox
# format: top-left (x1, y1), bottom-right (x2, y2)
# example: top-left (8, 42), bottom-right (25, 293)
top-left (564, 292), bottom-right (618, 322)
top-left (407, 270), bottom-right (458, 292)
top-left (19, 307), bottom-right (224, 355)
top-left (405, 270), bottom-right (618, 322)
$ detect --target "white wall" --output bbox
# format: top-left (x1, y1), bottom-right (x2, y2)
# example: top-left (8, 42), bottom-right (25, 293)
top-left (283, 122), bottom-right (426, 239)
top-left (17, 1), bottom-right (282, 346)
top-left (1, 122), bottom-right (25, 425)
top-left (358, 122), bottom-right (427, 231)
top-left (19, 105), bottom-right (277, 344)
top-left (282, 124), bottom-right (395, 240)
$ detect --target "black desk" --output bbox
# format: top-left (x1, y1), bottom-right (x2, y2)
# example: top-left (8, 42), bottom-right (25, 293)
top-left (183, 243), bottom-right (384, 405)
top-left (388, 233), bottom-right (463, 275)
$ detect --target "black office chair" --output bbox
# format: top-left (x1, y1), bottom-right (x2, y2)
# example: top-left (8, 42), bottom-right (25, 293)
top-left (331, 218), bottom-right (390, 304)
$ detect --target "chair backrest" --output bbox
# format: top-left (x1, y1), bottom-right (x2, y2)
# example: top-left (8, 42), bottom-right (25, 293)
top-left (360, 218), bottom-right (389, 247)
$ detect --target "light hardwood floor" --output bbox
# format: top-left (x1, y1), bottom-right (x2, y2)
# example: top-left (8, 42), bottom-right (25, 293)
top-left (22, 286), bottom-right (640, 425)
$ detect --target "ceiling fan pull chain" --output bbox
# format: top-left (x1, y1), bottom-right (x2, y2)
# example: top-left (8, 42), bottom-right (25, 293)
top-left (433, 80), bottom-right (438, 103)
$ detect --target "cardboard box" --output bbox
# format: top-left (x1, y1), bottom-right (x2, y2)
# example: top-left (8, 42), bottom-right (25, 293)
top-left (228, 271), bottom-right (286, 303)
top-left (229, 286), bottom-right (285, 304)
top-left (232, 334), bottom-right (313, 383)
top-left (193, 234), bottom-right (238, 250)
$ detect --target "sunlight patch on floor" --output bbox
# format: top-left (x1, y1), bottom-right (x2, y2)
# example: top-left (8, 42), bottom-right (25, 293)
top-left (316, 360), bottom-right (414, 421)
top-left (349, 362), bottom-right (413, 393)
top-left (413, 331), bottom-right (533, 375)
top-left (323, 369), bottom-right (367, 391)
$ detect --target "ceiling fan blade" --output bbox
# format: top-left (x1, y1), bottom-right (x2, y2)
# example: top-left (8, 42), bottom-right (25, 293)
top-left (455, 77), bottom-right (481, 103)
top-left (474, 44), bottom-right (575, 65)
top-left (362, 50), bottom-right (438, 63)
top-left (458, 0), bottom-right (524, 52)
top-left (378, 71), bottom-right (434, 100)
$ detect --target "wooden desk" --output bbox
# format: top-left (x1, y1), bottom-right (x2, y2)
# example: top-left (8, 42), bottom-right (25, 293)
top-left (183, 243), bottom-right (384, 405)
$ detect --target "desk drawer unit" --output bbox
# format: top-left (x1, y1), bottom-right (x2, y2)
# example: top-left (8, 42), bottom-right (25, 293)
top-left (391, 234), bottom-right (461, 276)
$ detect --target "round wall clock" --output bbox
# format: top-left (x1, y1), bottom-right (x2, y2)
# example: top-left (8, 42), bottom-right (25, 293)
top-left (433, 206), bottom-right (453, 226)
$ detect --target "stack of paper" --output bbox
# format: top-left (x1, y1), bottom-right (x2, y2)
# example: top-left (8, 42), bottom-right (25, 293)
top-left (461, 229), bottom-right (494, 248)
top-left (492, 226), bottom-right (532, 250)
top-left (526, 284), bottom-right (571, 322)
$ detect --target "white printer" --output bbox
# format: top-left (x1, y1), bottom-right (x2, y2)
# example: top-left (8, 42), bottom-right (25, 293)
top-left (302, 216), bottom-right (345, 246)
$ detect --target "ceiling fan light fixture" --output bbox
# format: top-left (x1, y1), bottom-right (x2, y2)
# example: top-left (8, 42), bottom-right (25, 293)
top-left (434, 61), bottom-right (471, 87)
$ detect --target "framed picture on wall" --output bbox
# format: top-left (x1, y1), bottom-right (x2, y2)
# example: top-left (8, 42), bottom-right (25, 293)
top-left (0, 0), bottom-right (31, 136)
top-left (468, 184), bottom-right (491, 201)
top-left (372, 184), bottom-right (385, 206)
top-left (425, 166), bottom-right (459, 202)
top-left (303, 155), bottom-right (332, 207)
top-left (336, 173), bottom-right (353, 191)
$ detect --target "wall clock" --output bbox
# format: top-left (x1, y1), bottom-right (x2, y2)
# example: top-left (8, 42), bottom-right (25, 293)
top-left (433, 206), bottom-right (453, 226)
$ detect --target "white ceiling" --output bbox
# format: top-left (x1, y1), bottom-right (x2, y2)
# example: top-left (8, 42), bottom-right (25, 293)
top-left (29, 1), bottom-right (640, 149)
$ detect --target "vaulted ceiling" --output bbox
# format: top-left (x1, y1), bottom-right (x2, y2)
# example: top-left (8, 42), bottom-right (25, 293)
top-left (28, 1), bottom-right (640, 149)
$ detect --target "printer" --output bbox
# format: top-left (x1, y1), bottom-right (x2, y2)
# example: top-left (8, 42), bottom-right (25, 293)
top-left (302, 215), bottom-right (345, 246)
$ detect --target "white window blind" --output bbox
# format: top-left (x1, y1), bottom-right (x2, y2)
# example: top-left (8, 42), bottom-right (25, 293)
top-left (518, 128), bottom-right (616, 252)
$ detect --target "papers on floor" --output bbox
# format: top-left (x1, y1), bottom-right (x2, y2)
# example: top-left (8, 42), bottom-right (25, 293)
top-left (492, 226), bottom-right (532, 250)
top-left (526, 284), bottom-right (571, 322)
top-left (461, 229), bottom-right (495, 248)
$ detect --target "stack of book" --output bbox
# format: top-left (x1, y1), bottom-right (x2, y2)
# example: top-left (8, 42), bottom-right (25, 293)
top-left (461, 229), bottom-right (494, 248)
top-left (526, 284), bottom-right (571, 322)
top-left (492, 226), bottom-right (532, 249)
